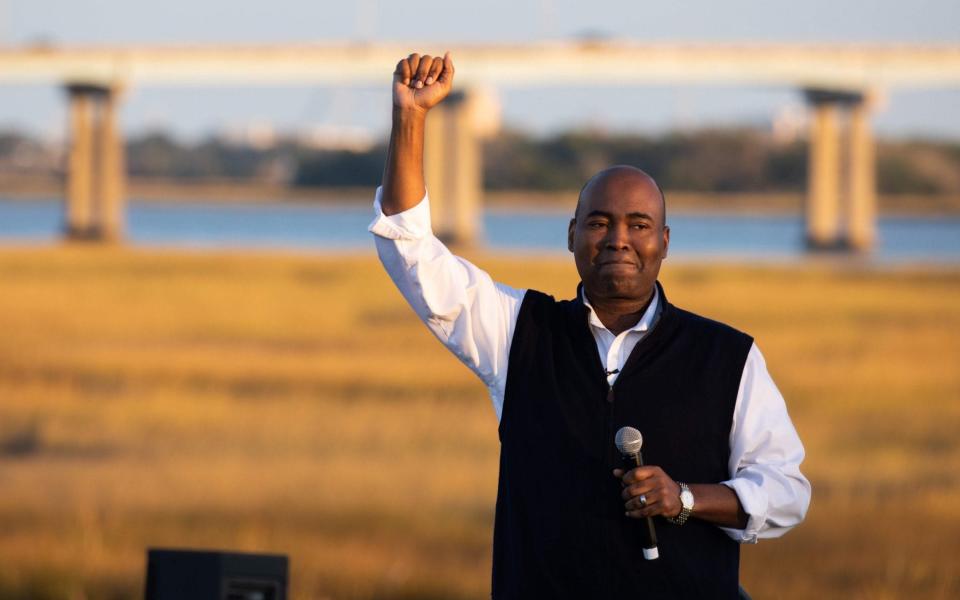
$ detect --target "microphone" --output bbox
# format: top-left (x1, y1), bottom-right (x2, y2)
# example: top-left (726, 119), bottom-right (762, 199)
top-left (615, 426), bottom-right (659, 561)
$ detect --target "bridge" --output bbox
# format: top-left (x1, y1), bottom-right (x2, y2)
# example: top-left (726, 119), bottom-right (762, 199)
top-left (3, 42), bottom-right (960, 249)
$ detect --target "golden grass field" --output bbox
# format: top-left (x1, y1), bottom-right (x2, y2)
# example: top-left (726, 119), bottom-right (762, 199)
top-left (0, 246), bottom-right (958, 599)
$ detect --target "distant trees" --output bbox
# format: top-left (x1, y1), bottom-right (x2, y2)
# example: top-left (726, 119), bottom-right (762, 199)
top-left (292, 145), bottom-right (387, 187)
top-left (876, 140), bottom-right (960, 195)
top-left (126, 132), bottom-right (291, 181)
top-left (296, 129), bottom-right (959, 196)
top-left (0, 131), bottom-right (60, 174)
top-left (483, 129), bottom-right (809, 192)
top-left (124, 132), bottom-right (388, 186)
top-left (1, 127), bottom-right (957, 196)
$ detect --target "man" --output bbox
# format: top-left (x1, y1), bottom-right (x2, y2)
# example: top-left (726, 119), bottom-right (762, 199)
top-left (369, 52), bottom-right (810, 599)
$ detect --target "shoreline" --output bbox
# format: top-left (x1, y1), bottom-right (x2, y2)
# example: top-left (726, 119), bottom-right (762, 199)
top-left (2, 176), bottom-right (959, 216)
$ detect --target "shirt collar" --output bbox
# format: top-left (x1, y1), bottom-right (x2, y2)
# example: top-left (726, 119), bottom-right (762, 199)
top-left (581, 284), bottom-right (660, 335)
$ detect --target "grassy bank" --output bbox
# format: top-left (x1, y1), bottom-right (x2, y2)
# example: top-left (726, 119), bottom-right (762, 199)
top-left (0, 247), bottom-right (958, 599)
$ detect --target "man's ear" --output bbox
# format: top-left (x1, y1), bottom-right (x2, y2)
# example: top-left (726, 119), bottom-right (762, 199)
top-left (567, 219), bottom-right (576, 252)
top-left (662, 225), bottom-right (670, 259)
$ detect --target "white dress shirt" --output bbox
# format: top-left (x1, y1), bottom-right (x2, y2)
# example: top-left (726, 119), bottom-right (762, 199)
top-left (369, 188), bottom-right (810, 543)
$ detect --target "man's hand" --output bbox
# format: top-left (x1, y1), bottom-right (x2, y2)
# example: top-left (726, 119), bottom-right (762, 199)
top-left (613, 467), bottom-right (750, 528)
top-left (380, 52), bottom-right (454, 215)
top-left (393, 52), bottom-right (455, 114)
top-left (613, 466), bottom-right (682, 519)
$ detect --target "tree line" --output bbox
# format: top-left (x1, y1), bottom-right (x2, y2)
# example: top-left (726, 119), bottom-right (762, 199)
top-left (2, 128), bottom-right (958, 195)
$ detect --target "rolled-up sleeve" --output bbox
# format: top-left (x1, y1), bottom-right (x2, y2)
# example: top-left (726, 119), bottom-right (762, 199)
top-left (369, 187), bottom-right (525, 420)
top-left (719, 343), bottom-right (811, 543)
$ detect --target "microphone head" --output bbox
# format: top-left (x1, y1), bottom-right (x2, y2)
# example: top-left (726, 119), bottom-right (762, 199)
top-left (615, 426), bottom-right (643, 457)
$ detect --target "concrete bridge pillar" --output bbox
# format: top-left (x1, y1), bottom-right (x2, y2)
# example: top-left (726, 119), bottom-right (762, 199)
top-left (424, 89), bottom-right (495, 246)
top-left (846, 99), bottom-right (876, 251)
top-left (803, 89), bottom-right (876, 252)
top-left (66, 89), bottom-right (95, 239)
top-left (64, 83), bottom-right (126, 242)
top-left (806, 96), bottom-right (841, 248)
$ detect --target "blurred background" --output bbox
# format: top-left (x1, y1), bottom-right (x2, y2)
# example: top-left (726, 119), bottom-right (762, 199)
top-left (1, 1), bottom-right (958, 598)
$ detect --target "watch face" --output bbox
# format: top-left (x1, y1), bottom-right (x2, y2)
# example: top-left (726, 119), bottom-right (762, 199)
top-left (680, 489), bottom-right (695, 509)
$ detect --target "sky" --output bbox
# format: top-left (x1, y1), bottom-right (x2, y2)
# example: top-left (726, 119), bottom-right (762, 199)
top-left (2, 0), bottom-right (959, 141)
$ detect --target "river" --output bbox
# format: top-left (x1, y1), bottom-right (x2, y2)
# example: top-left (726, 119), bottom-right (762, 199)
top-left (1, 198), bottom-right (959, 263)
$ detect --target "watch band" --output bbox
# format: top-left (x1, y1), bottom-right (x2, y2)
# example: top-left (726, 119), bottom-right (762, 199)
top-left (666, 482), bottom-right (693, 525)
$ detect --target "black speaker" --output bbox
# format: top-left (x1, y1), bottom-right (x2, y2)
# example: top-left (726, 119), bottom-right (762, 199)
top-left (145, 548), bottom-right (288, 600)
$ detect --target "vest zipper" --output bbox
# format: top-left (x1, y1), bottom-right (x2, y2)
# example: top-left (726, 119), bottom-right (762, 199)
top-left (602, 379), bottom-right (617, 596)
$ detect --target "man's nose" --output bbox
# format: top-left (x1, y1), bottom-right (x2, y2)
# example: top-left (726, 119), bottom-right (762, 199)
top-left (604, 223), bottom-right (630, 249)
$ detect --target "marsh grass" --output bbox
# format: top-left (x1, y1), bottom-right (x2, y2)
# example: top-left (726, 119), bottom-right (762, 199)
top-left (0, 247), bottom-right (958, 599)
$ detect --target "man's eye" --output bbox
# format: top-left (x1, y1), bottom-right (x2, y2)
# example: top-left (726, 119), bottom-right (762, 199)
top-left (587, 222), bottom-right (606, 229)
top-left (631, 223), bottom-right (649, 230)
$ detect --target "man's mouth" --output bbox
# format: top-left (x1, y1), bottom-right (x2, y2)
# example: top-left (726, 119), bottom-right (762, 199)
top-left (597, 260), bottom-right (637, 269)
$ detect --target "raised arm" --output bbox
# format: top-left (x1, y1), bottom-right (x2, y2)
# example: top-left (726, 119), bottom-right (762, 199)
top-left (370, 52), bottom-right (525, 421)
top-left (381, 52), bottom-right (455, 216)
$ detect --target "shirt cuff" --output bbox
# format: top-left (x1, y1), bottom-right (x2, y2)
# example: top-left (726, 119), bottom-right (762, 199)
top-left (368, 186), bottom-right (433, 240)
top-left (718, 477), bottom-right (768, 544)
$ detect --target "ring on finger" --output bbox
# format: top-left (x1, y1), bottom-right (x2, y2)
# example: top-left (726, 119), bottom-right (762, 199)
top-left (639, 494), bottom-right (647, 507)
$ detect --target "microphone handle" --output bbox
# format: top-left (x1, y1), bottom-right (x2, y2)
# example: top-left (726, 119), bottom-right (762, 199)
top-left (625, 451), bottom-right (660, 560)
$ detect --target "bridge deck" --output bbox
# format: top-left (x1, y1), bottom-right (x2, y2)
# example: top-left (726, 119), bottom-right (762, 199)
top-left (2, 43), bottom-right (960, 89)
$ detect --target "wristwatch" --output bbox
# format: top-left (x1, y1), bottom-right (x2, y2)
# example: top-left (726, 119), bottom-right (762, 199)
top-left (666, 482), bottom-right (694, 525)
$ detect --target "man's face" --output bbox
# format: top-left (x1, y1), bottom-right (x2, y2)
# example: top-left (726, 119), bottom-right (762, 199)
top-left (567, 169), bottom-right (670, 304)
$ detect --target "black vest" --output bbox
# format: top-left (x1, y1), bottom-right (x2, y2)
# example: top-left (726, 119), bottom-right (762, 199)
top-left (493, 282), bottom-right (754, 599)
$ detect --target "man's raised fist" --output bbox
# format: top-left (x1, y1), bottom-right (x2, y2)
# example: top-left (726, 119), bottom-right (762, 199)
top-left (393, 52), bottom-right (455, 114)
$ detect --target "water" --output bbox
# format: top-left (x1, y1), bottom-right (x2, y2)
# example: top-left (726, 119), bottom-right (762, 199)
top-left (2, 197), bottom-right (959, 263)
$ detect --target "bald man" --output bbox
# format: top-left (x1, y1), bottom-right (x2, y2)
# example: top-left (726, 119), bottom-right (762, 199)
top-left (369, 52), bottom-right (810, 599)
